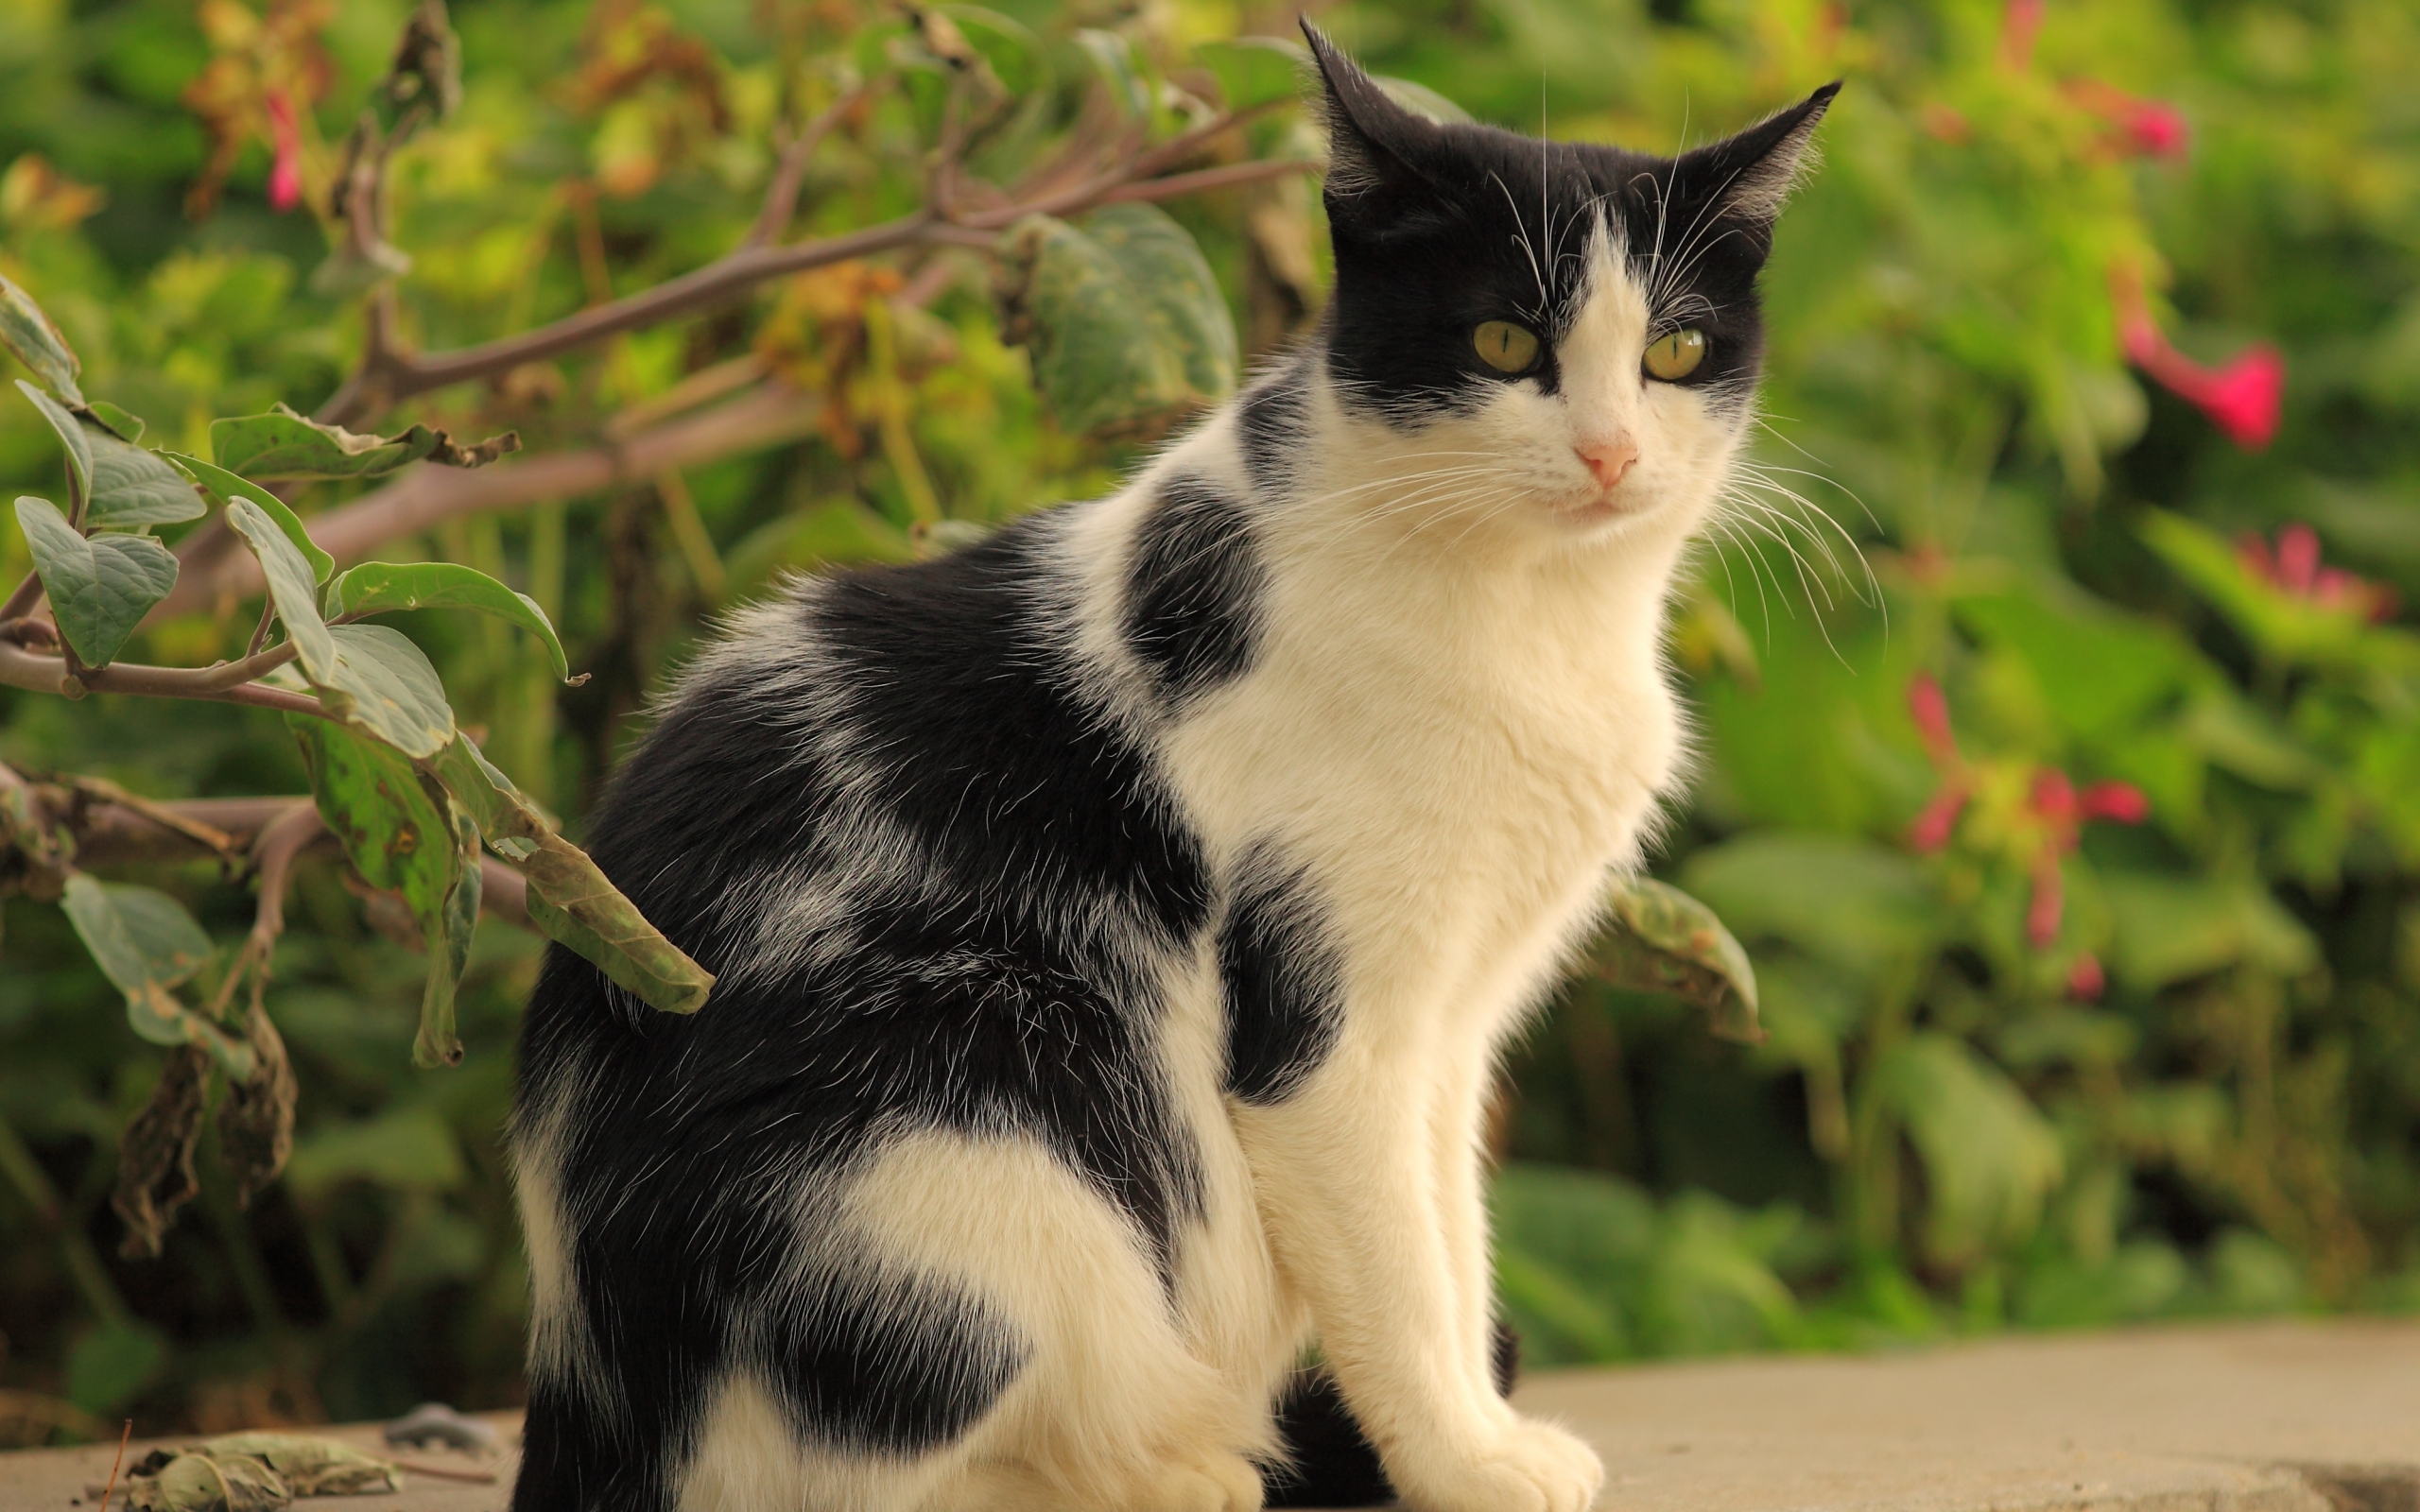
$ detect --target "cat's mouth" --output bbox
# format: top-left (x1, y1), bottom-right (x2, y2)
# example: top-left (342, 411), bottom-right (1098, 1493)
top-left (1553, 485), bottom-right (1651, 528)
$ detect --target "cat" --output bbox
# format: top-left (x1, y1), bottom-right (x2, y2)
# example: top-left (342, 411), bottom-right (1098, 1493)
top-left (508, 23), bottom-right (1833, 1512)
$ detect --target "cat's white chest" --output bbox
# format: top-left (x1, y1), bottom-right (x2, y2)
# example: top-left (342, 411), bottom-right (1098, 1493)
top-left (1165, 544), bottom-right (1684, 1023)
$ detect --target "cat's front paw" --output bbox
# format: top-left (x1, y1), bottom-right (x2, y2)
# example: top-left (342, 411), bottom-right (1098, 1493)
top-left (1390, 1418), bottom-right (1603, 1512)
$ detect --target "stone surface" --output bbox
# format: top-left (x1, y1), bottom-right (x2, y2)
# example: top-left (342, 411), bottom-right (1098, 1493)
top-left (1519, 1318), bottom-right (2420, 1512)
top-left (0, 1320), bottom-right (2411, 1510)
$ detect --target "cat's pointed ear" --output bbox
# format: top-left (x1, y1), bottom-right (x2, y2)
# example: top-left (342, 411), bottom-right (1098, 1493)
top-left (1300, 20), bottom-right (1438, 208)
top-left (1674, 82), bottom-right (1841, 225)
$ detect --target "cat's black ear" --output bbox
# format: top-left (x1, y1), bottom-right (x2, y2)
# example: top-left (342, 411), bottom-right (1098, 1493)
top-left (1673, 82), bottom-right (1841, 225)
top-left (1299, 20), bottom-right (1440, 210)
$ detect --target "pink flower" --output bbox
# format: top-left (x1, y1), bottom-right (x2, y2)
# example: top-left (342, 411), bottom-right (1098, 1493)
top-left (1910, 787), bottom-right (1969, 854)
top-left (2001, 0), bottom-right (2046, 70)
top-left (2236, 524), bottom-right (2399, 622)
top-left (2027, 853), bottom-right (2066, 948)
top-left (265, 89), bottom-right (302, 214)
top-left (1902, 673), bottom-right (2149, 948)
top-left (2191, 348), bottom-right (2285, 449)
top-left (2120, 99), bottom-right (2188, 158)
top-left (2066, 79), bottom-right (2191, 161)
top-left (1909, 673), bottom-right (1959, 764)
top-left (2030, 768), bottom-right (2076, 825)
top-left (2066, 953), bottom-right (2105, 1001)
top-left (2079, 781), bottom-right (2150, 824)
top-left (2119, 312), bottom-right (2283, 452)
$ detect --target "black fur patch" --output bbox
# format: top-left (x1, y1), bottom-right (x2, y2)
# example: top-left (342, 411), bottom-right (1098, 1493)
top-left (1125, 475), bottom-right (1265, 704)
top-left (1262, 1324), bottom-right (1523, 1507)
top-left (766, 1266), bottom-right (1026, 1452)
top-left (1303, 23), bottom-right (1832, 426)
top-left (1219, 850), bottom-right (1344, 1105)
top-left (512, 515), bottom-right (1212, 1504)
top-left (1237, 363), bottom-right (1311, 498)
top-left (816, 520), bottom-right (1214, 942)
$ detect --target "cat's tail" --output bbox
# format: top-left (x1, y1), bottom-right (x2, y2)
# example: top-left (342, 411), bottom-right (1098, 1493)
top-left (1259, 1325), bottom-right (1522, 1508)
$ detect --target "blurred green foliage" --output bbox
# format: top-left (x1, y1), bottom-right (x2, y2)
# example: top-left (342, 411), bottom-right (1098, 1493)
top-left (2, 0), bottom-right (2418, 1444)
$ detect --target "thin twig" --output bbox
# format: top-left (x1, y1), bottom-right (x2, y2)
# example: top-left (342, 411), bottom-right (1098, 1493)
top-left (313, 101), bottom-right (1295, 428)
top-left (246, 801), bottom-right (326, 950)
top-left (746, 82), bottom-right (877, 249)
top-left (0, 615), bottom-right (57, 650)
top-left (1086, 157), bottom-right (1318, 213)
top-left (244, 597), bottom-right (276, 658)
top-left (159, 384), bottom-right (824, 615)
top-left (315, 212), bottom-right (938, 426)
top-left (96, 1418), bottom-right (132, 1512)
top-left (479, 856), bottom-right (530, 930)
top-left (0, 570), bottom-right (43, 622)
top-left (603, 352), bottom-right (769, 440)
top-left (51, 775), bottom-right (242, 864)
top-left (0, 638), bottom-right (331, 722)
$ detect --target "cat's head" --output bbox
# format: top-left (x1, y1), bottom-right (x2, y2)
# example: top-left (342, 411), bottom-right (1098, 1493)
top-left (1301, 23), bottom-right (1834, 552)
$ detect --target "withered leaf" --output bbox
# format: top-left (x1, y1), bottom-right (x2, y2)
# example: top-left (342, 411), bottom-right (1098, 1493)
top-left (112, 1045), bottom-right (210, 1259)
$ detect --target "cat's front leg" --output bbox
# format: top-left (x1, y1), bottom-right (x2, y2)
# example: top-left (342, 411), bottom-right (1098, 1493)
top-left (1236, 1048), bottom-right (1603, 1512)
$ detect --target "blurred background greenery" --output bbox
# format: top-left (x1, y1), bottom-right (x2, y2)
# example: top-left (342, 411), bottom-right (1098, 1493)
top-left (3, 0), bottom-right (2418, 1444)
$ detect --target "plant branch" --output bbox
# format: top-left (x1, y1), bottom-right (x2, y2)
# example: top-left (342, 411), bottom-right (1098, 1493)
top-left (1085, 157), bottom-right (1317, 213)
top-left (244, 800), bottom-right (325, 951)
top-left (49, 775), bottom-right (242, 865)
top-left (0, 571), bottom-right (43, 623)
top-left (315, 212), bottom-right (939, 426)
top-left (311, 102), bottom-right (1298, 428)
top-left (746, 82), bottom-right (876, 249)
top-left (0, 638), bottom-right (328, 722)
top-left (162, 382), bottom-right (826, 615)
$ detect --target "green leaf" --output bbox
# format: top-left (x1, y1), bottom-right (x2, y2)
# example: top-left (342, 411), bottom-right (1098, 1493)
top-left (14, 495), bottom-right (179, 667)
top-left (1197, 36), bottom-right (1308, 111)
top-left (1869, 1033), bottom-right (2064, 1268)
top-left (17, 378), bottom-right (91, 508)
top-left (324, 560), bottom-right (577, 682)
top-left (220, 494), bottom-right (337, 675)
top-left (0, 271), bottom-right (83, 406)
top-left (1681, 833), bottom-right (1949, 982)
top-left (2100, 869), bottom-right (2320, 990)
top-left (65, 1318), bottom-right (168, 1414)
top-left (288, 716), bottom-right (476, 1066)
top-left (1595, 877), bottom-right (1763, 1043)
top-left (288, 714), bottom-right (455, 901)
top-left (998, 204), bottom-right (1237, 434)
top-left (59, 873), bottom-right (250, 1074)
top-left (317, 624), bottom-right (457, 759)
top-left (84, 429), bottom-right (205, 528)
top-left (172, 454), bottom-right (335, 583)
top-left (414, 807), bottom-right (481, 1069)
top-left (85, 400), bottom-right (144, 442)
top-left (1084, 204), bottom-right (1237, 403)
top-left (285, 1107), bottom-right (467, 1197)
top-left (1073, 27), bottom-right (1151, 116)
top-left (211, 402), bottom-right (519, 480)
top-left (222, 501), bottom-right (454, 756)
top-left (432, 737), bottom-right (715, 1015)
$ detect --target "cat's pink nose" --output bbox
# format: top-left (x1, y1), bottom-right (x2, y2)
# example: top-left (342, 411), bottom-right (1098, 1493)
top-left (1577, 439), bottom-right (1638, 490)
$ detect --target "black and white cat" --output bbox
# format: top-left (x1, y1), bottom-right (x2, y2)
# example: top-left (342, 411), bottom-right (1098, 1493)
top-left (510, 26), bottom-right (1832, 1512)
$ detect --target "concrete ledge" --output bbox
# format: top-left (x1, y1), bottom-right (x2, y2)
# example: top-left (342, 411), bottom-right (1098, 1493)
top-left (3, 1320), bottom-right (2411, 1509)
top-left (1517, 1319), bottom-right (2420, 1512)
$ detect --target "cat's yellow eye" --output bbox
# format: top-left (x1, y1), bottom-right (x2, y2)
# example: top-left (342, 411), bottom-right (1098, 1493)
top-left (1473, 320), bottom-right (1542, 373)
top-left (1644, 328), bottom-right (1708, 382)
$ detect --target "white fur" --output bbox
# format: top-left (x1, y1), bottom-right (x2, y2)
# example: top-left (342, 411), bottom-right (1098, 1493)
top-left (630, 213), bottom-right (1741, 1511)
